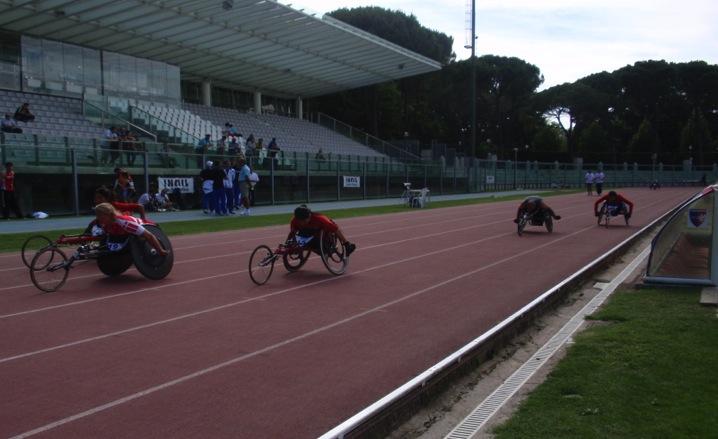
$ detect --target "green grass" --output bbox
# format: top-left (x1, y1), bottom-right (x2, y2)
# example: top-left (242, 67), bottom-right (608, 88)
top-left (0, 190), bottom-right (577, 253)
top-left (494, 288), bottom-right (718, 439)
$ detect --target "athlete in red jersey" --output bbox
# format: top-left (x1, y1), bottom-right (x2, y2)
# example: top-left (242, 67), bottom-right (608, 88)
top-left (288, 205), bottom-right (356, 256)
top-left (2, 161), bottom-right (23, 219)
top-left (84, 186), bottom-right (146, 236)
top-left (594, 191), bottom-right (634, 218)
top-left (94, 203), bottom-right (168, 256)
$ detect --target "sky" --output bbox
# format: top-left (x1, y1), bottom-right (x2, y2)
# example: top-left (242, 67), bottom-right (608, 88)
top-left (294, 0), bottom-right (718, 88)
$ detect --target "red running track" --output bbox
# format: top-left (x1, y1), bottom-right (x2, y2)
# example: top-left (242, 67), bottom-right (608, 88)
top-left (0, 188), bottom-right (696, 439)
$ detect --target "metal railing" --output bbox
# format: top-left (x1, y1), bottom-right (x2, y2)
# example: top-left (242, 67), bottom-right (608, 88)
top-left (82, 99), bottom-right (157, 142)
top-left (1, 140), bottom-right (715, 216)
top-left (312, 112), bottom-right (422, 162)
top-left (128, 105), bottom-right (201, 145)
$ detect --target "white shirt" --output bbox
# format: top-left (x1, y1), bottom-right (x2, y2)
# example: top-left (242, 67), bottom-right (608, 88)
top-left (594, 172), bottom-right (605, 183)
top-left (223, 168), bottom-right (234, 189)
top-left (138, 193), bottom-right (151, 205)
top-left (585, 172), bottom-right (595, 184)
top-left (2, 118), bottom-right (18, 128)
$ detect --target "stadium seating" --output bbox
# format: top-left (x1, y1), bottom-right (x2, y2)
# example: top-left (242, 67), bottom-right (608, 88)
top-left (0, 89), bottom-right (104, 139)
top-left (132, 102), bottom-right (222, 144)
top-left (183, 103), bottom-right (385, 157)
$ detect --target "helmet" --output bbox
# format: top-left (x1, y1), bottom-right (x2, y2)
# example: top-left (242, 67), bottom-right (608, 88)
top-left (608, 191), bottom-right (617, 197)
top-left (294, 204), bottom-right (311, 220)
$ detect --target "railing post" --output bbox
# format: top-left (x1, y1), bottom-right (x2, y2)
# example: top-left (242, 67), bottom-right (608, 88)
top-left (143, 151), bottom-right (150, 195)
top-left (71, 149), bottom-right (80, 216)
top-left (306, 153), bottom-right (310, 203)
top-left (270, 156), bottom-right (275, 205)
top-left (336, 158), bottom-right (341, 201)
top-left (385, 158), bottom-right (390, 197)
top-left (440, 165), bottom-right (444, 195)
top-left (363, 159), bottom-right (367, 200)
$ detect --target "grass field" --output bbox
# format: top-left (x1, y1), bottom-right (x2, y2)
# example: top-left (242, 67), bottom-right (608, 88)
top-left (0, 190), bottom-right (577, 253)
top-left (494, 288), bottom-right (718, 439)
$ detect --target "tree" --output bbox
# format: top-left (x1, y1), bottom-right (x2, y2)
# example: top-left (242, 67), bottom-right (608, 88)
top-left (628, 118), bottom-right (661, 163)
top-left (680, 109), bottom-right (713, 165)
top-left (578, 121), bottom-right (612, 163)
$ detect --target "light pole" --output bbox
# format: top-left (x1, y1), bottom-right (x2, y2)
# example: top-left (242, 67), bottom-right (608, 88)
top-left (513, 147), bottom-right (518, 189)
top-left (464, 0), bottom-right (477, 159)
top-left (524, 144), bottom-right (529, 187)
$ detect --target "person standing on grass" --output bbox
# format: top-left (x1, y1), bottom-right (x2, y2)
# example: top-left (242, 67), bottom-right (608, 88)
top-left (594, 170), bottom-right (605, 195)
top-left (200, 160), bottom-right (215, 214)
top-left (2, 162), bottom-right (23, 219)
top-left (212, 161), bottom-right (227, 215)
top-left (585, 170), bottom-right (595, 196)
top-left (248, 169), bottom-right (259, 206)
top-left (223, 160), bottom-right (236, 214)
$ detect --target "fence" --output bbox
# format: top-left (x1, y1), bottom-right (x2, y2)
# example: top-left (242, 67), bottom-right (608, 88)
top-left (1, 141), bottom-right (715, 216)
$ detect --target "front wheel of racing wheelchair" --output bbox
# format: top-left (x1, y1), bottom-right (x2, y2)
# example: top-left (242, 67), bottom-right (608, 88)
top-left (319, 230), bottom-right (348, 275)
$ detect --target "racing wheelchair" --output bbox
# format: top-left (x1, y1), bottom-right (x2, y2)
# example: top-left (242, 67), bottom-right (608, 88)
top-left (248, 230), bottom-right (348, 285)
top-left (24, 222), bottom-right (173, 293)
top-left (517, 210), bottom-right (554, 236)
top-left (596, 202), bottom-right (630, 227)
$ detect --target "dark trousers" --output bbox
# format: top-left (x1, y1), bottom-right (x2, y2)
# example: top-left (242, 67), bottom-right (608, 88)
top-left (595, 183), bottom-right (603, 195)
top-left (2, 191), bottom-right (23, 219)
top-left (1, 126), bottom-right (22, 134)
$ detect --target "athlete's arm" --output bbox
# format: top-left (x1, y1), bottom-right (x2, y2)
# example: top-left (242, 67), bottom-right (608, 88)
top-left (594, 195), bottom-right (608, 215)
top-left (619, 195), bottom-right (634, 215)
top-left (142, 230), bottom-right (168, 256)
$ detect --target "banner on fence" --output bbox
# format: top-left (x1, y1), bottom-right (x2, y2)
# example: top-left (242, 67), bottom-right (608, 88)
top-left (343, 176), bottom-right (361, 188)
top-left (486, 175), bottom-right (495, 184)
top-left (158, 177), bottom-right (195, 194)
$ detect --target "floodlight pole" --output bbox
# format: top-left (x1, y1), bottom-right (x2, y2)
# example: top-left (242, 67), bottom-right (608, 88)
top-left (470, 0), bottom-right (477, 160)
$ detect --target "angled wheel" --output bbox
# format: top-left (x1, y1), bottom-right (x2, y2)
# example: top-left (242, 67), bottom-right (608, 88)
top-left (545, 216), bottom-right (553, 233)
top-left (249, 245), bottom-right (276, 285)
top-left (30, 247), bottom-right (69, 293)
top-left (22, 235), bottom-right (53, 268)
top-left (320, 230), bottom-right (347, 276)
top-left (517, 214), bottom-right (528, 236)
top-left (283, 247), bottom-right (310, 272)
top-left (130, 225), bottom-right (174, 280)
top-left (97, 252), bottom-right (133, 276)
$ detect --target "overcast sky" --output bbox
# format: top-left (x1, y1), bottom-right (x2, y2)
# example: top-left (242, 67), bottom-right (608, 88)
top-left (295, 0), bottom-right (718, 88)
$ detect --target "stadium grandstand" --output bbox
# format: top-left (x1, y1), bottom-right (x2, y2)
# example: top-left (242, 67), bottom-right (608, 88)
top-left (0, 0), bottom-right (441, 160)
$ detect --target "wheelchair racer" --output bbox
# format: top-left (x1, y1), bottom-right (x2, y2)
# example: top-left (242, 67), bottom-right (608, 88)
top-left (287, 205), bottom-right (356, 256)
top-left (513, 196), bottom-right (561, 224)
top-left (94, 203), bottom-right (168, 256)
top-left (83, 186), bottom-right (146, 236)
top-left (595, 191), bottom-right (634, 220)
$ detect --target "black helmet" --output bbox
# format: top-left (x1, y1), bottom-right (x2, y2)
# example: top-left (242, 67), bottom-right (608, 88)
top-left (294, 204), bottom-right (311, 220)
top-left (608, 191), bottom-right (617, 197)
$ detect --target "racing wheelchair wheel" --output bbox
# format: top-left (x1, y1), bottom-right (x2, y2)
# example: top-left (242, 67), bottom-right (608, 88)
top-left (97, 251), bottom-right (133, 276)
top-left (130, 225), bottom-right (174, 280)
top-left (597, 206), bottom-right (609, 227)
top-left (517, 214), bottom-right (529, 236)
top-left (30, 247), bottom-right (69, 293)
top-left (22, 235), bottom-right (53, 268)
top-left (319, 230), bottom-right (347, 275)
top-left (282, 245), bottom-right (310, 272)
top-left (545, 216), bottom-right (554, 233)
top-left (249, 245), bottom-right (276, 285)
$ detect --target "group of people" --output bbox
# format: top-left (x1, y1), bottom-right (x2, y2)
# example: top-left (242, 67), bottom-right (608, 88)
top-left (584, 170), bottom-right (606, 196)
top-left (102, 127), bottom-right (141, 166)
top-left (1, 103), bottom-right (35, 134)
top-left (200, 158), bottom-right (258, 216)
top-left (195, 124), bottom-right (281, 166)
top-left (515, 190), bottom-right (634, 226)
top-left (109, 168), bottom-right (178, 213)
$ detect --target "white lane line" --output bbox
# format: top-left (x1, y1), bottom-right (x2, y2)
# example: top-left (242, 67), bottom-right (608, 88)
top-left (0, 205), bottom-right (610, 363)
top-left (443, 247), bottom-right (650, 439)
top-left (0, 205), bottom-right (528, 291)
top-left (0, 208), bottom-right (515, 275)
top-left (7, 219), bottom-right (605, 439)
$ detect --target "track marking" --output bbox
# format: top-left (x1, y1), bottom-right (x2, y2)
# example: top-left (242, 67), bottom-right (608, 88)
top-left (6, 220), bottom-right (609, 439)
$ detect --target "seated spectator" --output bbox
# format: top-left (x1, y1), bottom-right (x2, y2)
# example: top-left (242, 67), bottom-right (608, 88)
top-left (217, 136), bottom-right (227, 156)
top-left (120, 129), bottom-right (139, 166)
top-left (315, 148), bottom-right (325, 160)
top-left (222, 123), bottom-right (232, 138)
top-left (1, 114), bottom-right (22, 133)
top-left (156, 189), bottom-right (177, 211)
top-left (138, 184), bottom-right (160, 212)
top-left (196, 134), bottom-right (212, 168)
top-left (246, 134), bottom-right (256, 151)
top-left (14, 103), bottom-right (35, 123)
top-left (237, 133), bottom-right (246, 155)
top-left (227, 135), bottom-right (238, 156)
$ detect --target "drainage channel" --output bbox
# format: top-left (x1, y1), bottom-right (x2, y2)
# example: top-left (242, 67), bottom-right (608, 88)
top-left (443, 246), bottom-right (650, 439)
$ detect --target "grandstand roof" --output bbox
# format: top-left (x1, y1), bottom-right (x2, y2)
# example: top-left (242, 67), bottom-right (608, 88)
top-left (0, 0), bottom-right (443, 97)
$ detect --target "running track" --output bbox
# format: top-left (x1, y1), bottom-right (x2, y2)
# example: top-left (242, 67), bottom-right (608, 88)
top-left (0, 188), bottom-right (695, 439)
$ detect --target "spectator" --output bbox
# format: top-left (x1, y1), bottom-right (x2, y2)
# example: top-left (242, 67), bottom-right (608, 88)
top-left (100, 126), bottom-right (116, 164)
top-left (199, 160), bottom-right (215, 214)
top-left (584, 170), bottom-right (594, 196)
top-left (156, 189), bottom-right (176, 211)
top-left (121, 129), bottom-right (139, 167)
top-left (138, 184), bottom-right (160, 212)
top-left (237, 157), bottom-right (252, 216)
top-left (246, 134), bottom-right (256, 151)
top-left (248, 169), bottom-right (259, 207)
top-left (222, 123), bottom-right (232, 138)
top-left (196, 134), bottom-right (212, 168)
top-left (268, 137), bottom-right (279, 155)
top-left (108, 127), bottom-right (121, 165)
top-left (315, 148), bottom-right (325, 160)
top-left (594, 170), bottom-right (605, 195)
top-left (113, 167), bottom-right (135, 194)
top-left (14, 103), bottom-right (35, 123)
top-left (2, 162), bottom-right (23, 219)
top-left (223, 160), bottom-right (236, 214)
top-left (229, 124), bottom-right (239, 136)
top-left (237, 133), bottom-right (246, 155)
top-left (227, 135), bottom-right (238, 156)
top-left (212, 161), bottom-right (228, 215)
top-left (114, 169), bottom-right (136, 202)
top-left (1, 114), bottom-right (22, 133)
